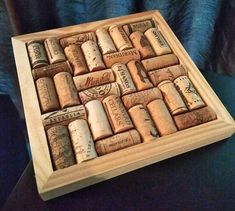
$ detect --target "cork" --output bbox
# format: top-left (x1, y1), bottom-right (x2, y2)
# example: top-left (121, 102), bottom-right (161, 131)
top-left (44, 37), bottom-right (66, 64)
top-left (68, 119), bottom-right (97, 163)
top-left (109, 25), bottom-right (133, 51)
top-left (81, 40), bottom-right (106, 72)
top-left (174, 76), bottom-right (205, 110)
top-left (36, 77), bottom-right (60, 113)
top-left (95, 129), bottom-right (141, 156)
top-left (148, 64), bottom-right (187, 86)
top-left (41, 105), bottom-right (87, 129)
top-left (112, 63), bottom-right (136, 95)
top-left (47, 125), bottom-right (75, 170)
top-left (147, 99), bottom-right (178, 136)
top-left (96, 28), bottom-right (117, 55)
top-left (60, 31), bottom-right (97, 48)
top-left (158, 80), bottom-right (188, 115)
top-left (85, 100), bottom-right (113, 141)
top-left (128, 104), bottom-right (158, 142)
top-left (122, 87), bottom-right (162, 110)
top-left (142, 54), bottom-right (179, 72)
top-left (127, 60), bottom-right (153, 91)
top-left (64, 44), bottom-right (88, 76)
top-left (145, 28), bottom-right (171, 56)
top-left (32, 61), bottom-right (72, 80)
top-left (103, 48), bottom-right (140, 68)
top-left (130, 31), bottom-right (155, 59)
top-left (73, 69), bottom-right (115, 91)
top-left (174, 106), bottom-right (217, 130)
top-left (123, 19), bottom-right (157, 35)
top-left (79, 82), bottom-right (120, 104)
top-left (27, 40), bottom-right (48, 68)
top-left (103, 95), bottom-right (134, 133)
top-left (54, 72), bottom-right (80, 108)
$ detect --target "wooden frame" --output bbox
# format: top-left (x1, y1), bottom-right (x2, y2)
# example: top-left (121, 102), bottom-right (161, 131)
top-left (12, 10), bottom-right (235, 201)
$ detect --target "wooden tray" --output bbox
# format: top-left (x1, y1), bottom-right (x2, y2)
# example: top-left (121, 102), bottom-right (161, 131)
top-left (12, 10), bottom-right (235, 201)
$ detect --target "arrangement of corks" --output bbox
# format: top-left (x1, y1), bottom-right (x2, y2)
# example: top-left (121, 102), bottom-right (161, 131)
top-left (26, 19), bottom-right (217, 170)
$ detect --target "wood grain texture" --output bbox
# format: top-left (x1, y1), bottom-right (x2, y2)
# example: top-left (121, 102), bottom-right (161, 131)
top-left (12, 10), bottom-right (235, 201)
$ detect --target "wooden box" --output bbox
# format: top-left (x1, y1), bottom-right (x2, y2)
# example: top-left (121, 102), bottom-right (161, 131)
top-left (12, 10), bottom-right (235, 201)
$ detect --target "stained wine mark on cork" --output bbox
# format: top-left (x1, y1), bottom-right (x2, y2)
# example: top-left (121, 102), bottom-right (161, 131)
top-left (142, 54), bottom-right (179, 72)
top-left (68, 119), bottom-right (97, 163)
top-left (64, 44), bottom-right (88, 76)
top-left (44, 37), bottom-right (66, 64)
top-left (79, 82), bottom-right (120, 104)
top-left (32, 61), bottom-right (72, 80)
top-left (96, 28), bottom-right (117, 55)
top-left (95, 129), bottom-right (141, 156)
top-left (81, 40), bottom-right (106, 72)
top-left (85, 100), bottom-right (113, 141)
top-left (103, 95), bottom-right (134, 133)
top-left (103, 48), bottom-right (141, 68)
top-left (148, 65), bottom-right (187, 86)
top-left (129, 104), bottom-right (158, 142)
top-left (122, 87), bottom-right (162, 109)
top-left (147, 99), bottom-right (178, 136)
top-left (145, 28), bottom-right (171, 56)
top-left (60, 32), bottom-right (97, 48)
top-left (174, 76), bottom-right (205, 110)
top-left (41, 105), bottom-right (87, 128)
top-left (127, 60), bottom-right (153, 91)
top-left (47, 125), bottom-right (75, 170)
top-left (173, 106), bottom-right (217, 130)
top-left (112, 63), bottom-right (136, 95)
top-left (54, 72), bottom-right (80, 108)
top-left (109, 25), bottom-right (133, 51)
top-left (27, 40), bottom-right (48, 68)
top-left (36, 77), bottom-right (60, 113)
top-left (158, 80), bottom-right (188, 115)
top-left (130, 31), bottom-right (155, 59)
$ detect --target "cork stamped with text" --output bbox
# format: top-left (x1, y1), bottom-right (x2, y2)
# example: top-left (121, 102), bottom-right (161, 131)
top-left (12, 11), bottom-right (235, 200)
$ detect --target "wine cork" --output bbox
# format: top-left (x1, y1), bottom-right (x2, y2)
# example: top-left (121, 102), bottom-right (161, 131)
top-left (128, 104), bottom-right (158, 142)
top-left (148, 65), bottom-right (187, 86)
top-left (147, 99), bottom-right (178, 136)
top-left (109, 25), bottom-right (133, 51)
top-left (103, 48), bottom-right (140, 68)
top-left (54, 72), bottom-right (80, 108)
top-left (47, 125), bottom-right (75, 170)
top-left (130, 31), bottom-right (155, 59)
top-left (127, 60), bottom-right (153, 91)
top-left (60, 32), bottom-right (97, 48)
top-left (103, 95), bottom-right (133, 133)
top-left (174, 106), bottom-right (217, 130)
top-left (122, 87), bottom-right (162, 109)
top-left (41, 105), bottom-right (87, 129)
top-left (96, 28), bottom-right (117, 55)
top-left (142, 54), bottom-right (179, 72)
top-left (68, 119), bottom-right (97, 163)
top-left (95, 129), bottom-right (141, 156)
top-left (32, 61), bottom-right (72, 80)
top-left (64, 44), bottom-right (88, 76)
top-left (174, 76), bottom-right (205, 110)
top-left (145, 28), bottom-right (171, 56)
top-left (73, 69), bottom-right (115, 91)
top-left (158, 80), bottom-right (188, 115)
top-left (123, 19), bottom-right (157, 35)
top-left (36, 77), bottom-right (60, 113)
top-left (44, 37), bottom-right (66, 64)
top-left (112, 63), bottom-right (136, 95)
top-left (27, 40), bottom-right (48, 68)
top-left (81, 40), bottom-right (106, 72)
top-left (85, 100), bottom-right (113, 140)
top-left (79, 82), bottom-right (120, 104)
